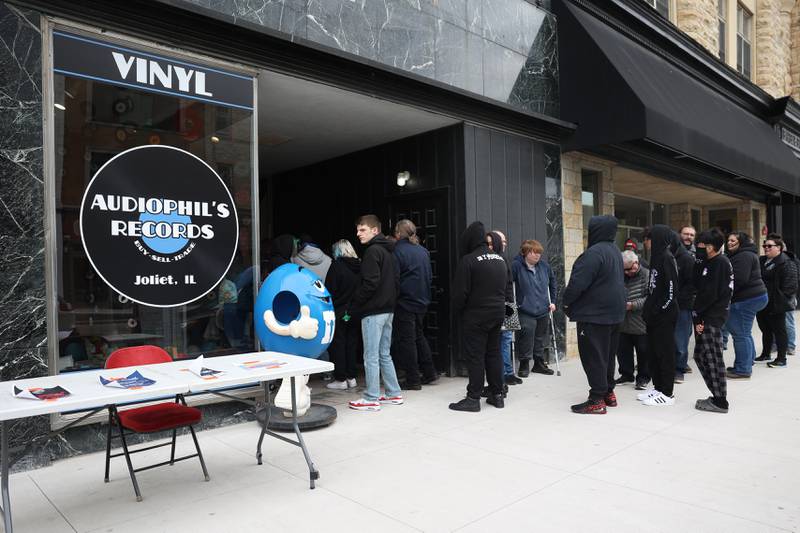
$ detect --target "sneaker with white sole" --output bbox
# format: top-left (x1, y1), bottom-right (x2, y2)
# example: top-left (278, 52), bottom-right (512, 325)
top-left (326, 380), bottom-right (348, 390)
top-left (378, 395), bottom-right (404, 405)
top-left (637, 389), bottom-right (659, 401)
top-left (346, 378), bottom-right (358, 388)
top-left (348, 398), bottom-right (381, 411)
top-left (643, 392), bottom-right (675, 406)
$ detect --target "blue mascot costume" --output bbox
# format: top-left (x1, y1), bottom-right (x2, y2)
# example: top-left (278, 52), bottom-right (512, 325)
top-left (254, 264), bottom-right (335, 415)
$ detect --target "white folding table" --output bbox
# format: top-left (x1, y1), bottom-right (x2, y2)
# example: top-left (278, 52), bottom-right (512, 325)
top-left (0, 351), bottom-right (333, 533)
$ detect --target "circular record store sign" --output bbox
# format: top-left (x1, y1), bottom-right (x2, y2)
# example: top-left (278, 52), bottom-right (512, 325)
top-left (80, 145), bottom-right (239, 307)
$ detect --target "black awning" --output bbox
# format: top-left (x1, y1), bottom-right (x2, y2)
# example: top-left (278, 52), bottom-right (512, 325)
top-left (555, 1), bottom-right (800, 195)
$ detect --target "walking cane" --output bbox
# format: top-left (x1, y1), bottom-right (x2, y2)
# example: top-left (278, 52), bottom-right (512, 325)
top-left (547, 289), bottom-right (562, 376)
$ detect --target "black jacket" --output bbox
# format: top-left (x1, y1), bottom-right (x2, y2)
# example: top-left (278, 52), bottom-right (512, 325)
top-left (562, 215), bottom-right (626, 325)
top-left (643, 225), bottom-right (679, 326)
top-left (620, 266), bottom-right (649, 335)
top-left (674, 235), bottom-right (697, 310)
top-left (451, 221), bottom-right (508, 323)
top-left (351, 234), bottom-right (397, 318)
top-left (726, 242), bottom-right (766, 303)
top-left (325, 257), bottom-right (361, 319)
top-left (760, 252), bottom-right (799, 315)
top-left (393, 238), bottom-right (432, 313)
top-left (692, 253), bottom-right (733, 327)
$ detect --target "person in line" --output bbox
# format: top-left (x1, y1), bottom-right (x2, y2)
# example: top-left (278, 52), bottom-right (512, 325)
top-left (487, 231), bottom-right (522, 386)
top-left (562, 215), bottom-right (626, 415)
top-left (292, 234), bottom-right (332, 281)
top-left (781, 239), bottom-right (799, 356)
top-left (512, 240), bottom-right (557, 377)
top-left (392, 219), bottom-right (438, 390)
top-left (692, 229), bottom-right (734, 413)
top-left (754, 234), bottom-right (798, 368)
top-left (674, 226), bottom-right (697, 383)
top-left (265, 234), bottom-right (295, 275)
top-left (325, 240), bottom-right (362, 390)
top-left (348, 215), bottom-right (404, 411)
top-left (639, 225), bottom-right (679, 406)
top-left (723, 232), bottom-right (767, 379)
top-left (616, 250), bottom-right (650, 390)
top-left (449, 221), bottom-right (508, 412)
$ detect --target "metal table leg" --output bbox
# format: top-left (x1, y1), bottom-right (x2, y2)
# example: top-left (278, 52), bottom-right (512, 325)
top-left (256, 381), bottom-right (271, 465)
top-left (289, 377), bottom-right (319, 489)
top-left (1, 421), bottom-right (13, 533)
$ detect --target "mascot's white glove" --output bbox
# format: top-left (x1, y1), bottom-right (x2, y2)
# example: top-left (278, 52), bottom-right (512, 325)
top-left (264, 305), bottom-right (319, 340)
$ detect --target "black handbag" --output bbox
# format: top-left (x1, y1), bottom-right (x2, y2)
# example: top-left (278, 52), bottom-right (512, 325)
top-left (501, 283), bottom-right (521, 331)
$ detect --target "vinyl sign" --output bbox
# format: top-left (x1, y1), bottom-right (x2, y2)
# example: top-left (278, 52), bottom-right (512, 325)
top-left (80, 146), bottom-right (239, 307)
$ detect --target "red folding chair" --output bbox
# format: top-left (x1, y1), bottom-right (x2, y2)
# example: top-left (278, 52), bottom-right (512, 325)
top-left (103, 345), bottom-right (210, 501)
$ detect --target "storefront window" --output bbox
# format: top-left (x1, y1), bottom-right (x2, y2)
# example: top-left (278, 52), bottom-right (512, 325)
top-left (52, 30), bottom-right (256, 371)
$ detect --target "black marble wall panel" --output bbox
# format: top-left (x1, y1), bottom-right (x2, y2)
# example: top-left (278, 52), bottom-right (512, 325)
top-left (174, 0), bottom-right (559, 116)
top-left (544, 144), bottom-right (566, 359)
top-left (0, 2), bottom-right (51, 469)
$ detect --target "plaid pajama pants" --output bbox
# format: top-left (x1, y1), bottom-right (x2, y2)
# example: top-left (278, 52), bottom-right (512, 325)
top-left (693, 324), bottom-right (727, 399)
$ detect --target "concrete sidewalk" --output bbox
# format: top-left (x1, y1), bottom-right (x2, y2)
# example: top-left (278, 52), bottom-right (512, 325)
top-left (5, 333), bottom-right (800, 532)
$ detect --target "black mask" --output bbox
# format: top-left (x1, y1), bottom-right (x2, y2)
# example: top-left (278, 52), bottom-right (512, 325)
top-left (695, 247), bottom-right (708, 261)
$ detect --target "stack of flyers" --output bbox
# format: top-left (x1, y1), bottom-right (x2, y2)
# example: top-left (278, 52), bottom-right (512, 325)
top-left (99, 370), bottom-right (156, 389)
top-left (13, 385), bottom-right (71, 401)
top-left (238, 360), bottom-right (287, 371)
top-left (186, 355), bottom-right (225, 380)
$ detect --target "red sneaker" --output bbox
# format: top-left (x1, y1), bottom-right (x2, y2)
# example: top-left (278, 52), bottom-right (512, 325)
top-left (604, 391), bottom-right (618, 407)
top-left (348, 398), bottom-right (381, 411)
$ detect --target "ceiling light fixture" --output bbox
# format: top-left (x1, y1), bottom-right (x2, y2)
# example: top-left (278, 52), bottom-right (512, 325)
top-left (397, 171), bottom-right (410, 187)
top-left (210, 135), bottom-right (220, 144)
top-left (54, 103), bottom-right (66, 111)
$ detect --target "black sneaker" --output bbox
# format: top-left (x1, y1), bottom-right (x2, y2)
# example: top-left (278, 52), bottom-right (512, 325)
top-left (532, 362), bottom-right (555, 375)
top-left (505, 375), bottom-right (523, 385)
top-left (683, 366), bottom-right (693, 374)
top-left (767, 359), bottom-right (787, 368)
top-left (570, 399), bottom-right (607, 414)
top-left (486, 394), bottom-right (505, 409)
top-left (635, 378), bottom-right (650, 390)
top-left (421, 374), bottom-right (440, 385)
top-left (518, 360), bottom-right (530, 377)
top-left (754, 354), bottom-right (771, 363)
top-left (726, 370), bottom-right (751, 379)
top-left (449, 397), bottom-right (480, 412)
top-left (480, 385), bottom-right (508, 398)
top-left (726, 366), bottom-right (735, 373)
top-left (614, 376), bottom-right (635, 385)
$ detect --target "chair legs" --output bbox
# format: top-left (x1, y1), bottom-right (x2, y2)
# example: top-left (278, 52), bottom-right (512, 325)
top-left (104, 402), bottom-right (210, 501)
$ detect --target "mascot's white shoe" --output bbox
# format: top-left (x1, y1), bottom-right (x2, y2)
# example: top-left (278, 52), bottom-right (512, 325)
top-left (275, 374), bottom-right (312, 417)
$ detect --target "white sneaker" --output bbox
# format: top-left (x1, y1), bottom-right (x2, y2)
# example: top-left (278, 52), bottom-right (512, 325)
top-left (326, 380), bottom-right (348, 390)
top-left (378, 395), bottom-right (404, 405)
top-left (346, 378), bottom-right (358, 389)
top-left (637, 389), bottom-right (659, 401)
top-left (348, 398), bottom-right (381, 411)
top-left (643, 392), bottom-right (675, 406)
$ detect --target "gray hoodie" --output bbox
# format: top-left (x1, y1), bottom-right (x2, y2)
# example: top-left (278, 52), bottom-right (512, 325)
top-left (292, 244), bottom-right (332, 281)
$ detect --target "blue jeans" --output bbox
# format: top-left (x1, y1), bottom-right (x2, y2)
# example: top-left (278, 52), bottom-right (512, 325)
top-left (726, 293), bottom-right (768, 375)
top-left (501, 330), bottom-right (513, 377)
top-left (674, 309), bottom-right (693, 373)
top-left (361, 313), bottom-right (401, 401)
top-left (787, 311), bottom-right (796, 351)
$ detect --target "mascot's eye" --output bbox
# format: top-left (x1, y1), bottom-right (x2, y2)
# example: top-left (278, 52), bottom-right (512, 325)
top-left (313, 280), bottom-right (325, 292)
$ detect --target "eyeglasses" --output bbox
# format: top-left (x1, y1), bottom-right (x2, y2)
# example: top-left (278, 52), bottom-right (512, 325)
top-left (763, 244), bottom-right (776, 249)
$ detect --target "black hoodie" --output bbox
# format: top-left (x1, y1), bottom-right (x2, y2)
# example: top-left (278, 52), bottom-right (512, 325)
top-left (642, 225), bottom-right (679, 325)
top-left (325, 256), bottom-right (361, 319)
top-left (451, 221), bottom-right (508, 322)
top-left (726, 241), bottom-right (766, 303)
top-left (760, 251), bottom-right (799, 314)
top-left (350, 233), bottom-right (397, 318)
top-left (562, 215), bottom-right (626, 324)
top-left (672, 233), bottom-right (697, 309)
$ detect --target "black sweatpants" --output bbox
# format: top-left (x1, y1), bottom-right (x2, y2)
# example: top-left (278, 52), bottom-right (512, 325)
top-left (577, 322), bottom-right (620, 401)
top-left (757, 310), bottom-right (788, 361)
top-left (328, 317), bottom-right (360, 381)
top-left (647, 319), bottom-right (677, 397)
top-left (617, 332), bottom-right (649, 381)
top-left (517, 312), bottom-right (550, 364)
top-left (461, 317), bottom-right (504, 399)
top-left (392, 308), bottom-right (437, 385)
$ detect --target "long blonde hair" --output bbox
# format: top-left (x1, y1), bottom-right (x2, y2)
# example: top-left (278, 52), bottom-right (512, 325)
top-left (332, 239), bottom-right (358, 259)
